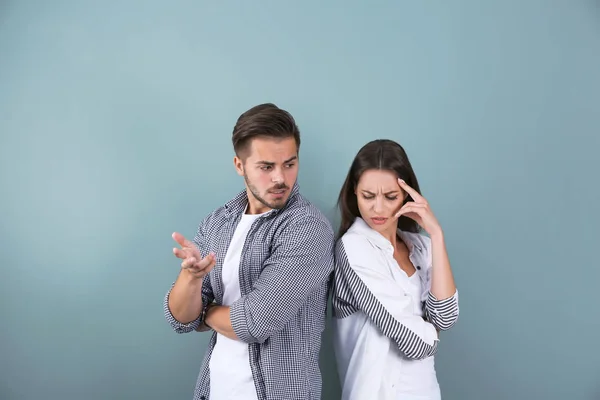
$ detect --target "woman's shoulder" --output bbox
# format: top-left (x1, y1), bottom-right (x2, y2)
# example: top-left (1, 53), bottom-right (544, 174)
top-left (336, 230), bottom-right (369, 253)
top-left (335, 229), bottom-right (383, 266)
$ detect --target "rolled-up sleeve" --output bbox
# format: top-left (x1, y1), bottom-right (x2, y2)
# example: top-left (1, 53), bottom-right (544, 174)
top-left (229, 216), bottom-right (335, 344)
top-left (163, 278), bottom-right (214, 333)
top-left (424, 289), bottom-right (459, 331)
top-left (163, 218), bottom-right (215, 333)
top-left (334, 238), bottom-right (439, 360)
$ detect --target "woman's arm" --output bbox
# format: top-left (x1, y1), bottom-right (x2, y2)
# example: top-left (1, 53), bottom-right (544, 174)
top-left (334, 238), bottom-right (439, 360)
top-left (429, 231), bottom-right (457, 300)
top-left (396, 179), bottom-right (459, 331)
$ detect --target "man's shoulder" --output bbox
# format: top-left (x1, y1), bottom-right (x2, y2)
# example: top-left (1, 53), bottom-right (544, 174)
top-left (285, 192), bottom-right (330, 219)
top-left (278, 192), bottom-right (334, 232)
top-left (194, 191), bottom-right (240, 232)
top-left (199, 204), bottom-right (227, 224)
top-left (269, 194), bottom-right (334, 255)
top-left (196, 190), bottom-right (333, 234)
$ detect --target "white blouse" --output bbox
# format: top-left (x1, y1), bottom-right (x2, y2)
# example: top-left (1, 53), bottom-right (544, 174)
top-left (332, 217), bottom-right (459, 400)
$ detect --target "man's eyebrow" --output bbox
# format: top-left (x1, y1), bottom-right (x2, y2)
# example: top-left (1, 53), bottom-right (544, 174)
top-left (255, 156), bottom-right (298, 165)
top-left (256, 160), bottom-right (275, 166)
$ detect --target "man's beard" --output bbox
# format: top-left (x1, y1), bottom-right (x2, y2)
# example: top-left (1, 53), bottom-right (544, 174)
top-left (244, 172), bottom-right (289, 210)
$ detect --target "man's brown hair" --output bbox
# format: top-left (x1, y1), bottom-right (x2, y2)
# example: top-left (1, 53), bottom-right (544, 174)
top-left (232, 103), bottom-right (300, 158)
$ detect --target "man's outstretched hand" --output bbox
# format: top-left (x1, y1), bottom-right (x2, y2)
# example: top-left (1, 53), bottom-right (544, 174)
top-left (172, 232), bottom-right (216, 279)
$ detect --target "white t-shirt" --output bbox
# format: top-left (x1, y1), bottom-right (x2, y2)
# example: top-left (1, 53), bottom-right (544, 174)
top-left (209, 211), bottom-right (264, 400)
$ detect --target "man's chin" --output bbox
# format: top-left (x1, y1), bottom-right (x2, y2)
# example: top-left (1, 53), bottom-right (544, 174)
top-left (268, 199), bottom-right (287, 210)
top-left (263, 195), bottom-right (289, 209)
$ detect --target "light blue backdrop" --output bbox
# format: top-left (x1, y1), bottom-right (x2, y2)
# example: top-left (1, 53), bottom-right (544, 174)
top-left (1, 1), bottom-right (598, 399)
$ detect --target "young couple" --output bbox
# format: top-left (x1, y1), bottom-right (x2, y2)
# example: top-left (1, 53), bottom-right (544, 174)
top-left (163, 103), bottom-right (459, 400)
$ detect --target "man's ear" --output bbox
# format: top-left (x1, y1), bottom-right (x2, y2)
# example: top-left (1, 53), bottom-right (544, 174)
top-left (233, 156), bottom-right (244, 177)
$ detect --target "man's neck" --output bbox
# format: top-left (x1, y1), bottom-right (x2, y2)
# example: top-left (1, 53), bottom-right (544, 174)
top-left (245, 191), bottom-right (272, 215)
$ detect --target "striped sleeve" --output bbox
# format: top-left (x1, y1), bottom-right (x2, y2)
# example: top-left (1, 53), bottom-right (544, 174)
top-left (333, 239), bottom-right (439, 360)
top-left (423, 290), bottom-right (459, 331)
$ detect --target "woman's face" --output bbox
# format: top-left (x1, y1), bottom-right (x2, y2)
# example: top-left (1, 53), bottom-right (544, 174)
top-left (355, 169), bottom-right (406, 236)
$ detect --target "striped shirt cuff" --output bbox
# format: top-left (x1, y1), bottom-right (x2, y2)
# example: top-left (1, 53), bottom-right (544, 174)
top-left (424, 289), bottom-right (460, 331)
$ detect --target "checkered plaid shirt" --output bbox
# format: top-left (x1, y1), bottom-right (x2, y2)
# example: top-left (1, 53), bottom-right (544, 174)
top-left (164, 183), bottom-right (335, 400)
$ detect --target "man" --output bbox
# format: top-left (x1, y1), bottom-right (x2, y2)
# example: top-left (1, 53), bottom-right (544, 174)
top-left (163, 103), bottom-right (335, 400)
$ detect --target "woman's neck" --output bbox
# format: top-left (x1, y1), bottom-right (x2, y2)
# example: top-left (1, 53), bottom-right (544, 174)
top-left (381, 227), bottom-right (399, 251)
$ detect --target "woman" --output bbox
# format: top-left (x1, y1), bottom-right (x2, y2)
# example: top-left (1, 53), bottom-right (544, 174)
top-left (332, 139), bottom-right (459, 400)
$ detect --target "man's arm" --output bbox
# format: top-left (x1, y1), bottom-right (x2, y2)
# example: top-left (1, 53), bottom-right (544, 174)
top-left (205, 216), bottom-right (334, 343)
top-left (204, 304), bottom-right (235, 338)
top-left (164, 222), bottom-right (216, 334)
top-left (165, 271), bottom-right (211, 333)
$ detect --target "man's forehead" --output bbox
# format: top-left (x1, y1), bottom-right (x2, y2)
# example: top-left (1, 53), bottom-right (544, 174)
top-left (247, 139), bottom-right (297, 161)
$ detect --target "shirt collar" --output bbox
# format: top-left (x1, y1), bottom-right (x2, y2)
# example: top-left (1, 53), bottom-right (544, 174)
top-left (348, 217), bottom-right (424, 255)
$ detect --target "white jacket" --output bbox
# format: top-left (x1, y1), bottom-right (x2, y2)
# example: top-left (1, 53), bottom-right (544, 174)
top-left (332, 217), bottom-right (459, 400)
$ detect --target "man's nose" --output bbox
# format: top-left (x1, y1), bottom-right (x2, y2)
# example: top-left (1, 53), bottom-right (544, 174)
top-left (272, 170), bottom-right (284, 184)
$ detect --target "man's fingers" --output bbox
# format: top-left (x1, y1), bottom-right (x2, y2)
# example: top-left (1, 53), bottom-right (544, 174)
top-left (181, 256), bottom-right (197, 269)
top-left (173, 247), bottom-right (189, 259)
top-left (195, 253), bottom-right (216, 271)
top-left (172, 232), bottom-right (193, 249)
top-left (182, 252), bottom-right (216, 273)
top-left (199, 261), bottom-right (216, 276)
top-left (181, 254), bottom-right (216, 280)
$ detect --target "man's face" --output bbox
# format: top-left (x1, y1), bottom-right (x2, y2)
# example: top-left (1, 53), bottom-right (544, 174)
top-left (234, 136), bottom-right (299, 214)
